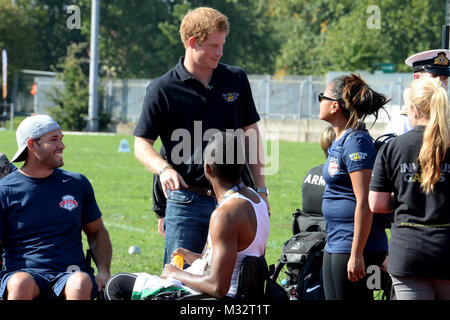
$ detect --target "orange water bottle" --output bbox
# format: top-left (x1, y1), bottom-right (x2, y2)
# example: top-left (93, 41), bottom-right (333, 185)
top-left (171, 254), bottom-right (184, 269)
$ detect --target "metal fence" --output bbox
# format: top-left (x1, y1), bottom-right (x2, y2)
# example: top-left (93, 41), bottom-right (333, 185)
top-left (248, 71), bottom-right (416, 123)
top-left (248, 75), bottom-right (325, 120)
top-left (26, 71), bottom-right (422, 124)
top-left (102, 79), bottom-right (149, 122)
top-left (34, 77), bottom-right (63, 115)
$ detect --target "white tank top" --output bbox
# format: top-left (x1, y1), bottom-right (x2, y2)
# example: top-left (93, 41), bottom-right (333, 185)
top-left (211, 189), bottom-right (270, 297)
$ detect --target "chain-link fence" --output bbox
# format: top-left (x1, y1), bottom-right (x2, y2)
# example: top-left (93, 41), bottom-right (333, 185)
top-left (15, 71), bottom-right (424, 124)
top-left (250, 71), bottom-right (416, 124)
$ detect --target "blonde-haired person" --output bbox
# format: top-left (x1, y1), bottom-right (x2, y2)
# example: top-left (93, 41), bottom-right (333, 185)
top-left (319, 73), bottom-right (389, 300)
top-left (301, 126), bottom-right (336, 217)
top-left (369, 77), bottom-right (450, 300)
top-left (320, 125), bottom-right (336, 158)
top-left (133, 7), bottom-right (267, 266)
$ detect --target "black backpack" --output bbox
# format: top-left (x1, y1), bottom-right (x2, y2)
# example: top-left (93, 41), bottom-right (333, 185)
top-left (373, 133), bottom-right (396, 152)
top-left (270, 209), bottom-right (327, 300)
top-left (372, 133), bottom-right (397, 229)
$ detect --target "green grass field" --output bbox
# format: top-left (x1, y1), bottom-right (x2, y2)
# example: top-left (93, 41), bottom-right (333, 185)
top-left (0, 122), bottom-right (325, 277)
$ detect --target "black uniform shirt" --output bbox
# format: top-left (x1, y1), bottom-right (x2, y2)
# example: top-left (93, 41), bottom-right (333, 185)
top-left (301, 164), bottom-right (325, 216)
top-left (370, 126), bottom-right (450, 279)
top-left (134, 57), bottom-right (260, 188)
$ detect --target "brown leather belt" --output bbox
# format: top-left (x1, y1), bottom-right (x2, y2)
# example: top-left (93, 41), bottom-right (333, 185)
top-left (186, 186), bottom-right (215, 198)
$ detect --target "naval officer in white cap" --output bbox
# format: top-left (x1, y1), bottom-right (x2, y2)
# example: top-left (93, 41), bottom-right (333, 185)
top-left (406, 49), bottom-right (450, 88)
top-left (384, 49), bottom-right (450, 136)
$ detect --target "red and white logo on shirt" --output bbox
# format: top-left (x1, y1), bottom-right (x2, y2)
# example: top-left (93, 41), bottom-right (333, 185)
top-left (328, 157), bottom-right (339, 177)
top-left (59, 195), bottom-right (79, 211)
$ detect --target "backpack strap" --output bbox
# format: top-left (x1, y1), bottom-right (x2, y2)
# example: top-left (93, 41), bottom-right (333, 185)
top-left (269, 260), bottom-right (285, 282)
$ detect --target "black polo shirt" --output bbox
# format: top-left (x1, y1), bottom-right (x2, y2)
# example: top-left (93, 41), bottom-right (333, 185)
top-left (134, 57), bottom-right (260, 188)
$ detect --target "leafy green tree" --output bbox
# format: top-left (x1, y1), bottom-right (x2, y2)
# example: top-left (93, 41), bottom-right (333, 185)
top-left (79, 0), bottom-right (178, 79)
top-left (376, 0), bottom-right (443, 72)
top-left (15, 0), bottom-right (87, 72)
top-left (47, 43), bottom-right (89, 131)
top-left (315, 2), bottom-right (388, 74)
top-left (270, 0), bottom-right (354, 76)
top-left (0, 0), bottom-right (44, 94)
top-left (157, 0), bottom-right (279, 75)
top-left (271, 0), bottom-right (444, 75)
top-left (203, 0), bottom-right (279, 74)
top-left (78, 0), bottom-right (278, 78)
top-left (318, 0), bottom-right (444, 73)
top-left (6, 0), bottom-right (445, 80)
top-left (48, 42), bottom-right (109, 131)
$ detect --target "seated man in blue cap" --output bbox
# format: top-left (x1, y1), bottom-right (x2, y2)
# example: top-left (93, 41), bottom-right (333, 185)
top-left (385, 49), bottom-right (450, 136)
top-left (0, 115), bottom-right (112, 300)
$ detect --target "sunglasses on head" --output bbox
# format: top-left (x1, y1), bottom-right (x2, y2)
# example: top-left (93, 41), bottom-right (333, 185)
top-left (318, 93), bottom-right (338, 103)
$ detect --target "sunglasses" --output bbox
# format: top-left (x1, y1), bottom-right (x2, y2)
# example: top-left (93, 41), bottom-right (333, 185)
top-left (318, 93), bottom-right (338, 103)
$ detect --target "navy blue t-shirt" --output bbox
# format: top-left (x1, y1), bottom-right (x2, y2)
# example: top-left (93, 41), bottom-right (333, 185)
top-left (0, 168), bottom-right (101, 273)
top-left (322, 128), bottom-right (388, 254)
top-left (9, 162), bottom-right (17, 173)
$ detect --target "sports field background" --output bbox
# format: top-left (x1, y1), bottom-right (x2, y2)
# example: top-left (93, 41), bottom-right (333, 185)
top-left (0, 120), bottom-right (325, 277)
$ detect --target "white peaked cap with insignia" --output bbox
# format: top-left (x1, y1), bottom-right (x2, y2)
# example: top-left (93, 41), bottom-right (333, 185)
top-left (405, 49), bottom-right (450, 76)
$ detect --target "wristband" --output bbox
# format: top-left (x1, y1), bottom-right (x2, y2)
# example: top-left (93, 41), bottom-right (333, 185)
top-left (158, 164), bottom-right (173, 176)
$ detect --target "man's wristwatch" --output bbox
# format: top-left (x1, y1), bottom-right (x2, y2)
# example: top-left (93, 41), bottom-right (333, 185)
top-left (256, 187), bottom-right (269, 196)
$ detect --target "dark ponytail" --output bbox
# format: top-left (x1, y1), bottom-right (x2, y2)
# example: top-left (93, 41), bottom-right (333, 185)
top-left (331, 73), bottom-right (389, 129)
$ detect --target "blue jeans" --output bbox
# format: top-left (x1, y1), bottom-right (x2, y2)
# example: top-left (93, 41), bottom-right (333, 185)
top-left (163, 189), bottom-right (217, 266)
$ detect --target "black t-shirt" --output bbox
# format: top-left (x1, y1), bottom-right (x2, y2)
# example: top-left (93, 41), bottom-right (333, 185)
top-left (301, 164), bottom-right (325, 216)
top-left (134, 57), bottom-right (260, 188)
top-left (370, 126), bottom-right (450, 279)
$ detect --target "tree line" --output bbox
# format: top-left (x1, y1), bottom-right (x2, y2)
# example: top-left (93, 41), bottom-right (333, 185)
top-left (0, 0), bottom-right (445, 83)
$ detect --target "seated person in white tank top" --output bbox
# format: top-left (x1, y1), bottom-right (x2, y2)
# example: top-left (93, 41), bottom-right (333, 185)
top-left (104, 131), bottom-right (270, 300)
